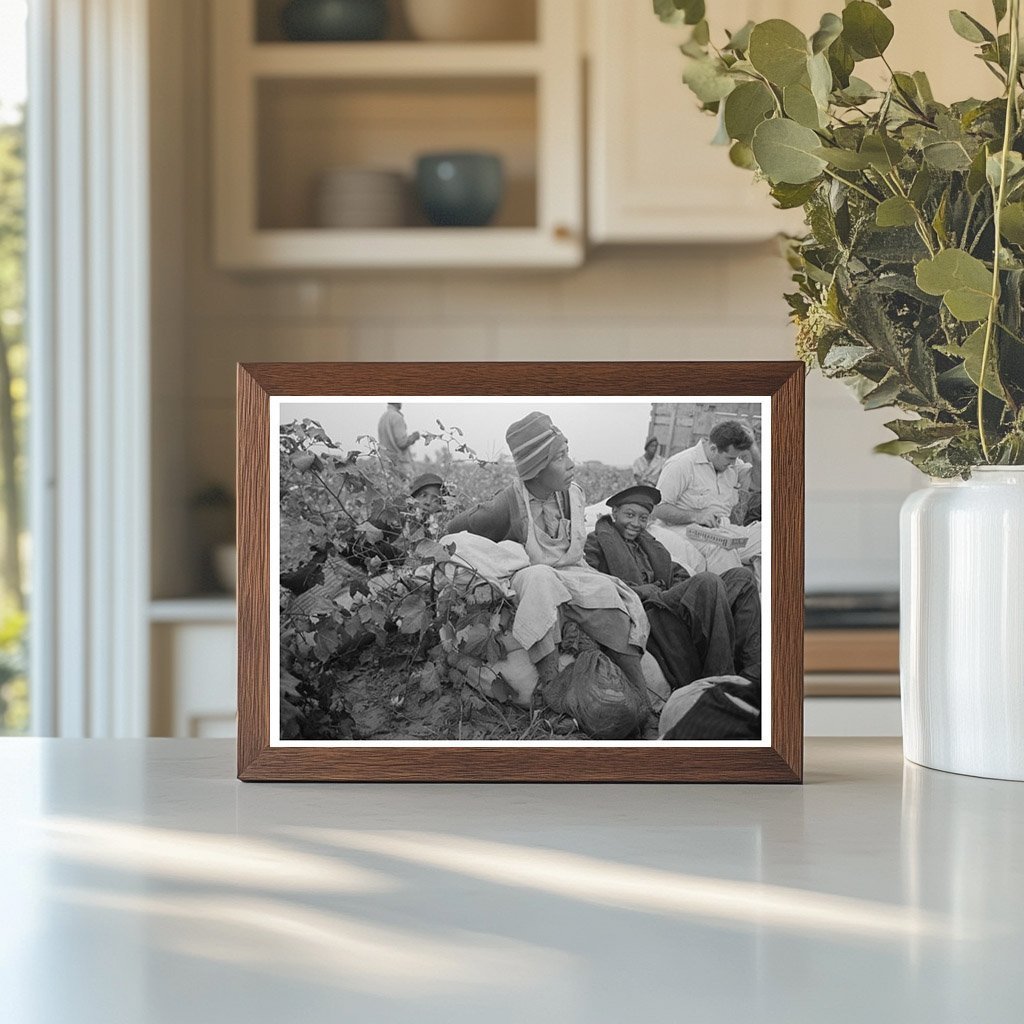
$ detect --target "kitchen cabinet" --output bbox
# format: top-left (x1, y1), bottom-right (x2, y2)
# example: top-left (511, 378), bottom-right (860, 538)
top-left (586, 0), bottom-right (1000, 244)
top-left (211, 0), bottom-right (583, 269)
top-left (587, 0), bottom-right (811, 243)
top-left (150, 600), bottom-right (237, 738)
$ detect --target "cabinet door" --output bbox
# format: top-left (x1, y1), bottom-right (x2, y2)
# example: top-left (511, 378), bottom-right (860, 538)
top-left (588, 0), bottom-right (814, 242)
top-left (588, 0), bottom-right (1002, 244)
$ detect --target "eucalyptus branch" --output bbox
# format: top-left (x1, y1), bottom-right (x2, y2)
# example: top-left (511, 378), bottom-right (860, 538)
top-left (822, 167), bottom-right (881, 205)
top-left (884, 170), bottom-right (938, 255)
top-left (979, 0), bottom-right (1021, 461)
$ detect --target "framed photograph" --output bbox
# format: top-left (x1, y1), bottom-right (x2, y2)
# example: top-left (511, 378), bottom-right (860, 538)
top-left (238, 362), bottom-right (803, 782)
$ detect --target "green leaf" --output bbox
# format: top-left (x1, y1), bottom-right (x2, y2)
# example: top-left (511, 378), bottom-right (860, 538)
top-left (729, 140), bottom-right (757, 169)
top-left (913, 71), bottom-right (935, 104)
top-left (940, 325), bottom-right (1005, 398)
top-left (862, 374), bottom-right (903, 409)
top-left (814, 146), bottom-right (872, 170)
top-left (752, 118), bottom-right (828, 184)
top-left (986, 150), bottom-right (1024, 191)
top-left (860, 133), bottom-right (904, 173)
top-left (827, 35), bottom-right (856, 88)
top-left (748, 20), bottom-right (810, 87)
top-left (691, 19), bottom-right (710, 45)
top-left (884, 418), bottom-right (963, 443)
top-left (724, 20), bottom-right (755, 53)
top-left (842, 1), bottom-right (894, 59)
top-left (771, 180), bottom-right (820, 209)
top-left (653, 0), bottom-right (705, 25)
top-left (810, 12), bottom-right (843, 54)
top-left (993, 0), bottom-right (1008, 24)
top-left (682, 57), bottom-right (736, 103)
top-left (838, 75), bottom-right (878, 104)
top-left (876, 196), bottom-right (918, 228)
top-left (915, 249), bottom-right (994, 322)
top-left (948, 10), bottom-right (994, 44)
top-left (1000, 203), bottom-right (1024, 245)
top-left (723, 81), bottom-right (775, 144)
top-left (967, 144), bottom-right (991, 194)
top-left (808, 51), bottom-right (833, 111)
top-left (874, 439), bottom-right (921, 455)
top-left (784, 80), bottom-right (824, 129)
top-left (932, 189), bottom-right (950, 246)
top-left (909, 164), bottom-right (933, 205)
top-left (923, 140), bottom-right (972, 171)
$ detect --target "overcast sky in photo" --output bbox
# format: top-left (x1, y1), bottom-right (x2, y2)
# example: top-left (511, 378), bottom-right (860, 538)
top-left (281, 399), bottom-right (659, 467)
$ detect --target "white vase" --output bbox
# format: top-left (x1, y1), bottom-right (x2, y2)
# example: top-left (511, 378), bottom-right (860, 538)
top-left (900, 467), bottom-right (1024, 780)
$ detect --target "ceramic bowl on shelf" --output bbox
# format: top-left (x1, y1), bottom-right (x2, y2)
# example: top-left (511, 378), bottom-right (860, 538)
top-left (315, 167), bottom-right (408, 228)
top-left (403, 0), bottom-right (534, 42)
top-left (414, 152), bottom-right (504, 227)
top-left (280, 0), bottom-right (388, 42)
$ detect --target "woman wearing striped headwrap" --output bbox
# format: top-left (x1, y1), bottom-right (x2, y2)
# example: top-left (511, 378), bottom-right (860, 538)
top-left (445, 412), bottom-right (652, 712)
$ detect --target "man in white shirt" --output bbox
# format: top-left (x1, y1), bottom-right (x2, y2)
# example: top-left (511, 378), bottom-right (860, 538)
top-left (377, 402), bottom-right (420, 481)
top-left (649, 420), bottom-right (761, 575)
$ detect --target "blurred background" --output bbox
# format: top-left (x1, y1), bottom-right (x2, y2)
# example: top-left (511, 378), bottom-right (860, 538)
top-left (1, 0), bottom-right (998, 739)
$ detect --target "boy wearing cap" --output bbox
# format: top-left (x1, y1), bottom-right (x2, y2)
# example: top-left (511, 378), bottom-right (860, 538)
top-left (445, 412), bottom-right (652, 711)
top-left (584, 484), bottom-right (761, 691)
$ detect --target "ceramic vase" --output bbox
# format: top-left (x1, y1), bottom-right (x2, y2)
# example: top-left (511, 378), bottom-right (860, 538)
top-left (281, 0), bottom-right (388, 42)
top-left (900, 467), bottom-right (1024, 780)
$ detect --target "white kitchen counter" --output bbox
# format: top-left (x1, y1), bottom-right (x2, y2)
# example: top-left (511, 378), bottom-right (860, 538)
top-left (1, 738), bottom-right (1020, 1023)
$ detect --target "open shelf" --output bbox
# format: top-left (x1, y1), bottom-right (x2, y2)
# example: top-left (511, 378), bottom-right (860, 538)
top-left (249, 41), bottom-right (544, 77)
top-left (256, 76), bottom-right (537, 232)
top-left (213, 0), bottom-right (582, 268)
top-left (254, 0), bottom-right (539, 44)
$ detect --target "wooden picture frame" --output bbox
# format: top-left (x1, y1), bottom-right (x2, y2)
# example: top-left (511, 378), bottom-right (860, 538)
top-left (238, 362), bottom-right (804, 782)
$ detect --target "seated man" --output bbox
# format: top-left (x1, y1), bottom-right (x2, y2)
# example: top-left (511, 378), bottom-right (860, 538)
top-left (445, 411), bottom-right (652, 713)
top-left (584, 485), bottom-right (761, 691)
top-left (650, 420), bottom-right (761, 576)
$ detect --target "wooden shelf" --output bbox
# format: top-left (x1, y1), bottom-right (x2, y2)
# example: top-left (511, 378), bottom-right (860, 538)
top-left (217, 226), bottom-right (580, 270)
top-left (249, 42), bottom-right (544, 78)
top-left (212, 0), bottom-right (583, 269)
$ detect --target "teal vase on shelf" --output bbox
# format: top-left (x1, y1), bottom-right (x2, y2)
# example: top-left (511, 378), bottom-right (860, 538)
top-left (280, 0), bottom-right (388, 42)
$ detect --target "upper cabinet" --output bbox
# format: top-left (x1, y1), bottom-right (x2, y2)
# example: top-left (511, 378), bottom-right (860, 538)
top-left (211, 0), bottom-right (583, 269)
top-left (587, 0), bottom-right (816, 244)
top-left (586, 0), bottom-right (1001, 245)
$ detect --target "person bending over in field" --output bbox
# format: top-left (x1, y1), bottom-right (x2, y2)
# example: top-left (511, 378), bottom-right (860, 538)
top-left (445, 411), bottom-right (652, 710)
top-left (584, 484), bottom-right (761, 691)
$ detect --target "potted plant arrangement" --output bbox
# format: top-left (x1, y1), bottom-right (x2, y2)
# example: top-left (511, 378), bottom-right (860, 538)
top-left (658, 0), bottom-right (1024, 779)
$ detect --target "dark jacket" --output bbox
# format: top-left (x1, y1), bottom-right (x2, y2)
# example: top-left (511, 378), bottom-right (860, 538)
top-left (584, 515), bottom-right (690, 592)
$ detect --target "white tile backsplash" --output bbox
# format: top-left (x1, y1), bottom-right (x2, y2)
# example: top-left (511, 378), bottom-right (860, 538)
top-left (181, 250), bottom-right (918, 592)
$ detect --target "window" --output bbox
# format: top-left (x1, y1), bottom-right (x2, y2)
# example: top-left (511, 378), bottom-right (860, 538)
top-left (0, 0), bottom-right (28, 734)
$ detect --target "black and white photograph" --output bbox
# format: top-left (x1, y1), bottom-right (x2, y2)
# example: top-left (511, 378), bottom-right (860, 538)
top-left (272, 396), bottom-right (771, 745)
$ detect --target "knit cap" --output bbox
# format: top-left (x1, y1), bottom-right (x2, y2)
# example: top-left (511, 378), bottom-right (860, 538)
top-left (505, 412), bottom-right (565, 480)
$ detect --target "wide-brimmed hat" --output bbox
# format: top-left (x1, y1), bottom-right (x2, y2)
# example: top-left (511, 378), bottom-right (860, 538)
top-left (505, 411), bottom-right (566, 481)
top-left (410, 472), bottom-right (444, 497)
top-left (607, 484), bottom-right (661, 512)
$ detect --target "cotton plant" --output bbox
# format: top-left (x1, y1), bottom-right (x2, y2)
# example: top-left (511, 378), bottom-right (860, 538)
top-left (657, 0), bottom-right (1024, 475)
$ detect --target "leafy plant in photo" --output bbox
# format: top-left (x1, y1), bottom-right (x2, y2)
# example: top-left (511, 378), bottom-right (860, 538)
top-left (278, 418), bottom-right (600, 742)
top-left (658, 0), bottom-right (1024, 476)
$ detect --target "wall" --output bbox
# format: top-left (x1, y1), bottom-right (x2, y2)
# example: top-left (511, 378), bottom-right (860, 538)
top-left (155, 0), bottom-right (921, 598)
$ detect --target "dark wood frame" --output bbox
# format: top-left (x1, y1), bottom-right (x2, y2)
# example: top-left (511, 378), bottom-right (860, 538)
top-left (238, 362), bottom-right (804, 782)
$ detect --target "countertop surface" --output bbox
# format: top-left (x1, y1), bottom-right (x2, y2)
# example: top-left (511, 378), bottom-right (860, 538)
top-left (1, 737), bottom-right (1021, 1023)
